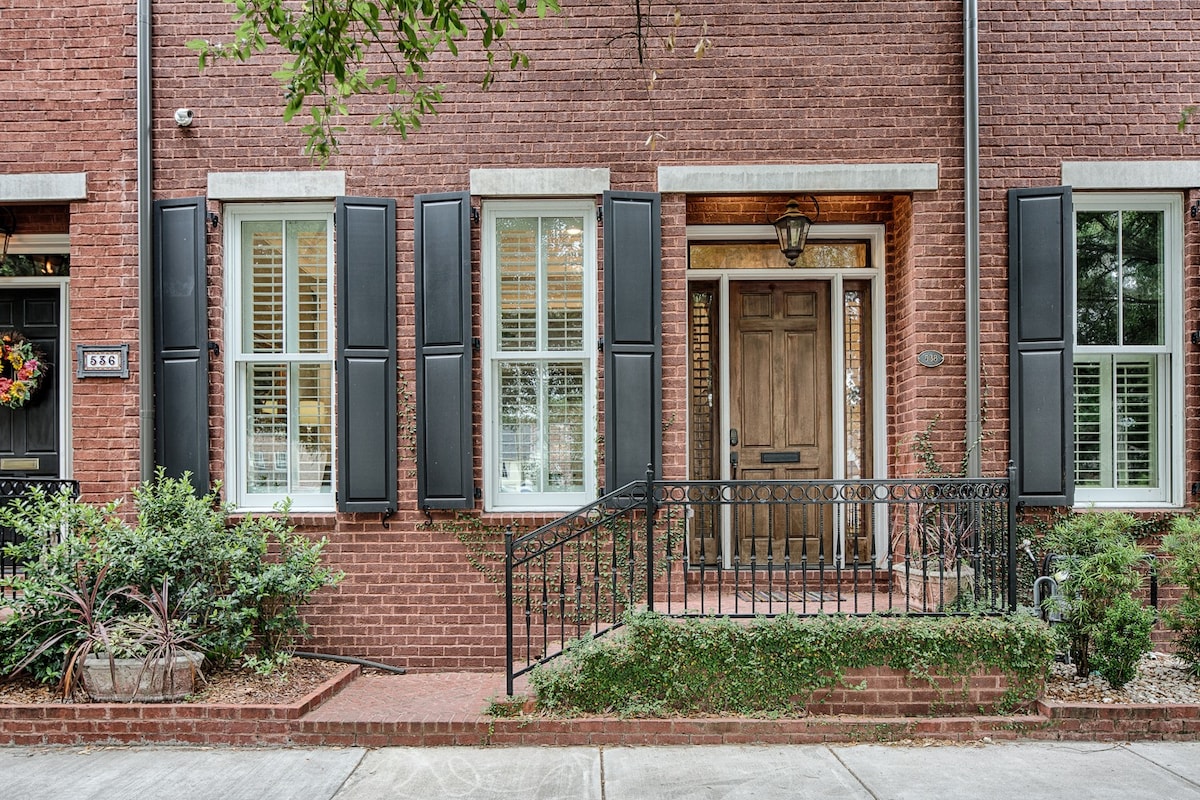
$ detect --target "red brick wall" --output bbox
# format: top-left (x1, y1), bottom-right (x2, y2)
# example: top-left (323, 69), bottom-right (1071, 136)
top-left (977, 1), bottom-right (1200, 479)
top-left (9, 0), bottom-right (1200, 670)
top-left (138, 1), bottom-right (972, 669)
top-left (2, 0), bottom-right (143, 500)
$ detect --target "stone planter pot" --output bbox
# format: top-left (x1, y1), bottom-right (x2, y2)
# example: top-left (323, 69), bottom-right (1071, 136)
top-left (81, 650), bottom-right (204, 703)
top-left (891, 562), bottom-right (975, 612)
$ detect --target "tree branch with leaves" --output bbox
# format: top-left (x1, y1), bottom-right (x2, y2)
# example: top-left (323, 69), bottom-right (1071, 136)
top-left (189, 0), bottom-right (561, 160)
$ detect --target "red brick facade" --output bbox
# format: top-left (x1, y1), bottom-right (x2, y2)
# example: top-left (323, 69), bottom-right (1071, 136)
top-left (4, 1), bottom-right (1200, 670)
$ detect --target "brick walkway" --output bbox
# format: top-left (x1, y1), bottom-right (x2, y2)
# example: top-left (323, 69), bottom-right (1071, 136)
top-left (304, 671), bottom-right (514, 726)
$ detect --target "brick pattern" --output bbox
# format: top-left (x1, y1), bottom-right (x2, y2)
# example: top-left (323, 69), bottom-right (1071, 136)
top-left (6, 0), bottom-right (1200, 671)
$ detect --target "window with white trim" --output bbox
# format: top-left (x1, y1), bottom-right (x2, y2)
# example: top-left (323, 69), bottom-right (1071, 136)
top-left (226, 204), bottom-right (335, 511)
top-left (1073, 193), bottom-right (1181, 505)
top-left (482, 201), bottom-right (597, 510)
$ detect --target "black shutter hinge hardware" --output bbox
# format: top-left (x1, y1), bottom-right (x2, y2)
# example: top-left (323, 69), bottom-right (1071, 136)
top-left (472, 337), bottom-right (481, 352)
top-left (1192, 331), bottom-right (1200, 346)
top-left (1191, 202), bottom-right (1199, 220)
top-left (597, 337), bottom-right (604, 352)
top-left (1192, 482), bottom-right (1200, 497)
top-left (206, 212), bottom-right (220, 229)
top-left (474, 487), bottom-right (482, 500)
top-left (207, 341), bottom-right (220, 356)
top-left (422, 506), bottom-right (433, 525)
top-left (470, 206), bottom-right (480, 224)
top-left (381, 508), bottom-right (394, 528)
top-left (597, 206), bottom-right (603, 224)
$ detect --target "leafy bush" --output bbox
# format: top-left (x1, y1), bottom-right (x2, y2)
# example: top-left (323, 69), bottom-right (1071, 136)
top-left (0, 470), bottom-right (343, 685)
top-left (1041, 511), bottom-right (1151, 677)
top-left (529, 610), bottom-right (1056, 717)
top-left (1090, 593), bottom-right (1155, 688)
top-left (1161, 515), bottom-right (1200, 676)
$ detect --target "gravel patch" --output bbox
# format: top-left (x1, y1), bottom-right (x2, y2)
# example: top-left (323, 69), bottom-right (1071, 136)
top-left (1043, 651), bottom-right (1200, 704)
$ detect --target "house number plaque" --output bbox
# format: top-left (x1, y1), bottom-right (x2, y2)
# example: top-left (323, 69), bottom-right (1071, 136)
top-left (917, 350), bottom-right (944, 368)
top-left (76, 344), bottom-right (130, 378)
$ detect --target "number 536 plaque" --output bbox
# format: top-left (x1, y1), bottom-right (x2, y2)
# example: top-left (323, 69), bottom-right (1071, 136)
top-left (76, 344), bottom-right (129, 378)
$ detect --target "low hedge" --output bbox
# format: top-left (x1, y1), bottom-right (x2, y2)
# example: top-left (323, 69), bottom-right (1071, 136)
top-left (528, 610), bottom-right (1056, 717)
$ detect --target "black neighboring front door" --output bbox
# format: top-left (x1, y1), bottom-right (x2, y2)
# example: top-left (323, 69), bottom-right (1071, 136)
top-left (0, 288), bottom-right (60, 478)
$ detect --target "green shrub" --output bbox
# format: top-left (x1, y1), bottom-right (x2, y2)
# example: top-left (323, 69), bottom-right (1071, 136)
top-left (1161, 515), bottom-right (1200, 676)
top-left (1041, 511), bottom-right (1150, 676)
top-left (529, 610), bottom-right (1056, 717)
top-left (1091, 593), bottom-right (1155, 688)
top-left (0, 470), bottom-right (343, 683)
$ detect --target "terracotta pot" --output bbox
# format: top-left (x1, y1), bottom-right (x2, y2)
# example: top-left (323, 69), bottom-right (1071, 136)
top-left (82, 650), bottom-right (204, 703)
top-left (891, 562), bottom-right (975, 612)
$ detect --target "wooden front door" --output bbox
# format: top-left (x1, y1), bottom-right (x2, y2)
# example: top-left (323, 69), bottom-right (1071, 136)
top-left (0, 288), bottom-right (61, 478)
top-left (729, 281), bottom-right (833, 565)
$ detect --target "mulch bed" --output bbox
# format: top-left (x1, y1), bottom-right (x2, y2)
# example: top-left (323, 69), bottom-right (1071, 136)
top-left (0, 657), bottom-right (347, 705)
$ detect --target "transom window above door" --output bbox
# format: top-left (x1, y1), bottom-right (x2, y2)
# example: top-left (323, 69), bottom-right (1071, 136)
top-left (689, 241), bottom-right (868, 271)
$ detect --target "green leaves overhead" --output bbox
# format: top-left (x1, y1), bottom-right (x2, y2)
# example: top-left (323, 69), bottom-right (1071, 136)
top-left (189, 0), bottom-right (561, 160)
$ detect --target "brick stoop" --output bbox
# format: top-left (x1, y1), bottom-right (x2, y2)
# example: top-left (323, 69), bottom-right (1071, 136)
top-left (3, 669), bottom-right (1200, 746)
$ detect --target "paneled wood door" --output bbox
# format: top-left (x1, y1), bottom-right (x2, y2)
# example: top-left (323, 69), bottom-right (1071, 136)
top-left (729, 281), bottom-right (833, 565)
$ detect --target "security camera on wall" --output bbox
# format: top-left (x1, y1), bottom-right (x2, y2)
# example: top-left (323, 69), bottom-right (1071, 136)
top-left (174, 108), bottom-right (194, 127)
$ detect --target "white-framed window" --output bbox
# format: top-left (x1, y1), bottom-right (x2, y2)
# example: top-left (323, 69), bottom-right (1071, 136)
top-left (225, 204), bottom-right (335, 511)
top-left (1073, 193), bottom-right (1182, 506)
top-left (482, 200), bottom-right (597, 511)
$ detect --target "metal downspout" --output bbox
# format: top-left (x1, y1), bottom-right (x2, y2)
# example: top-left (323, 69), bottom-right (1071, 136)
top-left (964, 0), bottom-right (982, 478)
top-left (137, 0), bottom-right (154, 480)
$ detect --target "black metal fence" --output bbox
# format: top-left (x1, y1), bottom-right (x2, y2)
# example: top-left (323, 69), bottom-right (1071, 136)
top-left (506, 472), bottom-right (1014, 694)
top-left (0, 478), bottom-right (81, 594)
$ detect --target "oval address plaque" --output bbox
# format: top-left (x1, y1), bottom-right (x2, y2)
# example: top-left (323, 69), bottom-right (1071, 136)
top-left (917, 350), bottom-right (944, 368)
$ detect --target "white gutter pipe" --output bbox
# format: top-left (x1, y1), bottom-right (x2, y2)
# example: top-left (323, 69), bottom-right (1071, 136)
top-left (964, 0), bottom-right (982, 477)
top-left (137, 0), bottom-right (154, 480)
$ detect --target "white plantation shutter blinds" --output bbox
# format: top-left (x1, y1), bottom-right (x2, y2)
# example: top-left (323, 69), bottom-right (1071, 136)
top-left (1074, 356), bottom-right (1159, 490)
top-left (1115, 359), bottom-right (1157, 487)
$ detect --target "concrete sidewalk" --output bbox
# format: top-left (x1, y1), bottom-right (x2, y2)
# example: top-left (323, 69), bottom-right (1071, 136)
top-left (4, 741), bottom-right (1200, 800)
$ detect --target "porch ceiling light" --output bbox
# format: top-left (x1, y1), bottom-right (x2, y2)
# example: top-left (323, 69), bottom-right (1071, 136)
top-left (773, 196), bottom-right (819, 266)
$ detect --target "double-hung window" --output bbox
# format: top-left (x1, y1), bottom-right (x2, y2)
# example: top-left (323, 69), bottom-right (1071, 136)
top-left (226, 204), bottom-right (335, 511)
top-left (482, 201), bottom-right (597, 510)
top-left (1073, 193), bottom-right (1182, 505)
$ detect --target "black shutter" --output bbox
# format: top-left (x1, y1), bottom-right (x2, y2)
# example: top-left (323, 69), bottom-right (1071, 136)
top-left (152, 197), bottom-right (209, 493)
top-left (414, 191), bottom-right (473, 509)
top-left (1008, 186), bottom-right (1074, 507)
top-left (336, 197), bottom-right (398, 513)
top-left (603, 191), bottom-right (662, 490)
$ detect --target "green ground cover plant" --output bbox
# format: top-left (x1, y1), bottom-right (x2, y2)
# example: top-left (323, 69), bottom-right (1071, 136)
top-left (528, 610), bottom-right (1056, 717)
top-left (0, 470), bottom-right (342, 690)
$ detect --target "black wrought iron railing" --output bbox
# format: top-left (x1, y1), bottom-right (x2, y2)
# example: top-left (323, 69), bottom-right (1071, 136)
top-left (0, 478), bottom-right (80, 593)
top-left (506, 471), bottom-right (1014, 694)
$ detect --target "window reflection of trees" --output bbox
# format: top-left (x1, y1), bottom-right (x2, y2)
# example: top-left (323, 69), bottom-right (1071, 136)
top-left (1076, 210), bottom-right (1163, 347)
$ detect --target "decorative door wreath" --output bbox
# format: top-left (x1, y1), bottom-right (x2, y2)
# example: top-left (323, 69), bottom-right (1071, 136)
top-left (0, 331), bottom-right (45, 409)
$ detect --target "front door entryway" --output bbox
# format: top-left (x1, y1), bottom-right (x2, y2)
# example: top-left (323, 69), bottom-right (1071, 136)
top-left (686, 236), bottom-right (881, 570)
top-left (0, 288), bottom-right (61, 478)
top-left (729, 280), bottom-right (833, 564)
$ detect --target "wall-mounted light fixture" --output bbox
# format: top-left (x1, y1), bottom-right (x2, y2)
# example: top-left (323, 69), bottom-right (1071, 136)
top-left (772, 196), bottom-right (820, 266)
